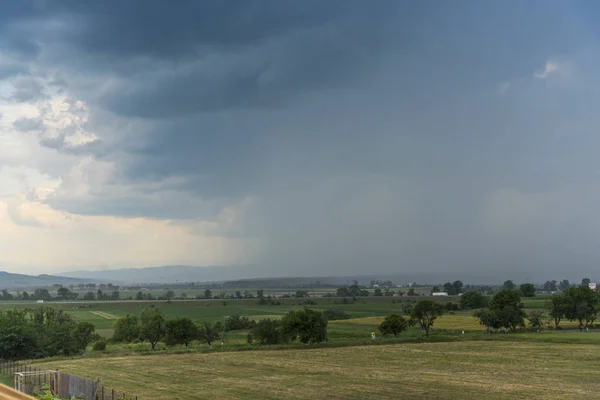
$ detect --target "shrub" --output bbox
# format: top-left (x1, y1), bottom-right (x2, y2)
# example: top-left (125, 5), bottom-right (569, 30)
top-left (323, 309), bottom-right (350, 321)
top-left (92, 340), bottom-right (107, 351)
top-left (225, 315), bottom-right (256, 331)
top-left (252, 318), bottom-right (284, 345)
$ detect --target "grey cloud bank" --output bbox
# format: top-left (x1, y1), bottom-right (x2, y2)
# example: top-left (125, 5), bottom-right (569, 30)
top-left (1, 0), bottom-right (600, 281)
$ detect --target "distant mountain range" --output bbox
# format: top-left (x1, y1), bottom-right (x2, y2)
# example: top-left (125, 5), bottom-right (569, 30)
top-left (58, 265), bottom-right (509, 285)
top-left (0, 271), bottom-right (92, 289)
top-left (57, 265), bottom-right (268, 284)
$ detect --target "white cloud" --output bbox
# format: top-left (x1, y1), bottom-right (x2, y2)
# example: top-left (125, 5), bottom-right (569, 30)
top-left (0, 73), bottom-right (252, 273)
top-left (534, 61), bottom-right (559, 79)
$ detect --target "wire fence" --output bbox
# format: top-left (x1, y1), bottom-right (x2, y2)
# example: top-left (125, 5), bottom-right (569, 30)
top-left (0, 359), bottom-right (138, 400)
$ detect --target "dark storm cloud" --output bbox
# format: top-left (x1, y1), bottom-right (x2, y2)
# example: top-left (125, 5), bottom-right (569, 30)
top-left (5, 76), bottom-right (48, 102)
top-left (5, 0), bottom-right (600, 281)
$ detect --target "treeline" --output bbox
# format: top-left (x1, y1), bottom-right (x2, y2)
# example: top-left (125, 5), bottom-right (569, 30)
top-left (470, 284), bottom-right (600, 333)
top-left (0, 307), bottom-right (97, 360)
top-left (110, 307), bottom-right (331, 350)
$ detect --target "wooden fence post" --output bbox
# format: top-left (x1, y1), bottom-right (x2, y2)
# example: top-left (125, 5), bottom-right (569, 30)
top-left (112, 388), bottom-right (115, 400)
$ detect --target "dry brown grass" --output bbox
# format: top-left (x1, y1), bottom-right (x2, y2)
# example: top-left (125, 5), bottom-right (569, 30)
top-left (34, 341), bottom-right (600, 399)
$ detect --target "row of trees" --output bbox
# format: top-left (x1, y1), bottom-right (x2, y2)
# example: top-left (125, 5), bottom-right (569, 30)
top-left (112, 307), bottom-right (331, 351)
top-left (474, 286), bottom-right (600, 333)
top-left (378, 300), bottom-right (446, 337)
top-left (0, 307), bottom-right (96, 360)
top-left (550, 286), bottom-right (600, 329)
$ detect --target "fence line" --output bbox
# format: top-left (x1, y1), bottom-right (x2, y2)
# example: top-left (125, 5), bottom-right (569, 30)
top-left (0, 359), bottom-right (138, 400)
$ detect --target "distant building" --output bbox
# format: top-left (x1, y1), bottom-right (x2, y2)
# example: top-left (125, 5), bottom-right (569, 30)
top-left (36, 300), bottom-right (44, 304)
top-left (589, 283), bottom-right (597, 292)
top-left (432, 292), bottom-right (448, 297)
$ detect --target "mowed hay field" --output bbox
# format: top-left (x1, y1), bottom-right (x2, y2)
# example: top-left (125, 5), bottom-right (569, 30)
top-left (35, 341), bottom-right (600, 400)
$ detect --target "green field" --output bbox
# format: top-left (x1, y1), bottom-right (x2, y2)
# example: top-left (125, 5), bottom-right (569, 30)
top-left (0, 295), bottom-right (598, 399)
top-left (33, 340), bottom-right (600, 399)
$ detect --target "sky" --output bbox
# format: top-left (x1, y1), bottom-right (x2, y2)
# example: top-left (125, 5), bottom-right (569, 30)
top-left (1, 0), bottom-right (600, 281)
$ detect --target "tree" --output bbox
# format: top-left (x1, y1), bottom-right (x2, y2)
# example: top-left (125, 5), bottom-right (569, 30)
top-left (111, 291), bottom-right (120, 300)
top-left (519, 283), bottom-right (536, 297)
top-left (22, 292), bottom-right (29, 300)
top-left (487, 290), bottom-right (526, 331)
top-left (442, 282), bottom-right (455, 295)
top-left (452, 280), bottom-right (463, 295)
top-left (57, 287), bottom-right (74, 300)
top-left (558, 279), bottom-right (570, 291)
top-left (407, 288), bottom-right (417, 296)
top-left (460, 291), bottom-right (487, 309)
top-left (204, 289), bottom-right (212, 299)
top-left (503, 280), bottom-right (516, 291)
top-left (561, 286), bottom-right (599, 328)
top-left (280, 308), bottom-right (328, 344)
top-left (135, 291), bottom-right (144, 300)
top-left (225, 315), bottom-right (256, 330)
top-left (165, 318), bottom-right (197, 350)
top-left (165, 290), bottom-right (175, 302)
top-left (83, 291), bottom-right (96, 300)
top-left (474, 309), bottom-right (500, 334)
top-left (409, 300), bottom-right (445, 336)
top-left (550, 293), bottom-right (570, 328)
top-left (1, 290), bottom-right (14, 301)
top-left (197, 321), bottom-right (219, 348)
top-left (528, 311), bottom-right (545, 332)
top-left (251, 318), bottom-right (282, 345)
top-left (140, 314), bottom-right (166, 351)
top-left (378, 314), bottom-right (407, 337)
top-left (112, 315), bottom-right (139, 342)
top-left (257, 289), bottom-right (265, 299)
top-left (140, 306), bottom-right (164, 325)
top-left (374, 288), bottom-right (383, 296)
top-left (582, 278), bottom-right (591, 287)
top-left (431, 286), bottom-right (440, 293)
top-left (543, 280), bottom-right (557, 292)
top-left (71, 322), bottom-right (95, 353)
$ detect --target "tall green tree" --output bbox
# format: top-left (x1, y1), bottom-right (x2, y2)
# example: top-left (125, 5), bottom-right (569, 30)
top-left (140, 314), bottom-right (166, 351)
top-left (460, 291), bottom-right (487, 309)
top-left (503, 280), bottom-right (516, 291)
top-left (549, 293), bottom-right (570, 328)
top-left (519, 283), bottom-right (536, 297)
top-left (71, 322), bottom-right (96, 353)
top-left (442, 282), bottom-right (455, 295)
top-left (112, 315), bottom-right (140, 342)
top-left (409, 300), bottom-right (445, 336)
top-left (582, 278), bottom-right (591, 287)
top-left (452, 280), bottom-right (463, 295)
top-left (140, 306), bottom-right (164, 325)
top-left (527, 311), bottom-right (545, 332)
top-left (558, 279), bottom-right (570, 291)
top-left (280, 308), bottom-right (328, 344)
top-left (197, 321), bottom-right (219, 348)
top-left (487, 290), bottom-right (526, 331)
top-left (165, 318), bottom-right (197, 350)
top-left (378, 314), bottom-right (407, 337)
top-left (562, 286), bottom-right (599, 328)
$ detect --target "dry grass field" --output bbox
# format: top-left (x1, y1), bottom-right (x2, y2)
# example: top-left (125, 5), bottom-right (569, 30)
top-left (35, 340), bottom-right (600, 399)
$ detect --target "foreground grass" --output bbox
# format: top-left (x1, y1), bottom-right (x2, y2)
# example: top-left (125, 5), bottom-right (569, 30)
top-left (34, 340), bottom-right (600, 400)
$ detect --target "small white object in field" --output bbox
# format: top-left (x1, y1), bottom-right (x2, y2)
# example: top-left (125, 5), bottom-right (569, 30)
top-left (461, 331), bottom-right (464, 335)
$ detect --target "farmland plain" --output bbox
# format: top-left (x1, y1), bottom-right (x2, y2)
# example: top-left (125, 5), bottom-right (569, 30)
top-left (33, 340), bottom-right (600, 400)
